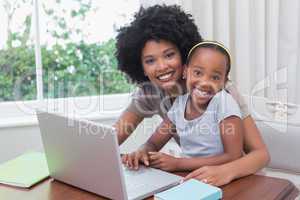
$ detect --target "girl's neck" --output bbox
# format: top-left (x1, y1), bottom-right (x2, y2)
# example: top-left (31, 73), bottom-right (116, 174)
top-left (185, 96), bottom-right (209, 121)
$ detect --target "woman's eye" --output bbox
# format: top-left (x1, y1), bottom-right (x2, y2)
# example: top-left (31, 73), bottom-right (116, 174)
top-left (165, 52), bottom-right (175, 59)
top-left (144, 58), bottom-right (155, 65)
top-left (193, 70), bottom-right (202, 76)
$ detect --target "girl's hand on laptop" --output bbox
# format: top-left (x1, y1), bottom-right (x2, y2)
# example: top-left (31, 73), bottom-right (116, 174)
top-left (148, 152), bottom-right (179, 172)
top-left (122, 149), bottom-right (150, 170)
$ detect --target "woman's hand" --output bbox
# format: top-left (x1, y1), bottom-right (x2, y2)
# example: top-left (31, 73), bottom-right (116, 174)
top-left (149, 152), bottom-right (179, 172)
top-left (122, 149), bottom-right (150, 170)
top-left (183, 165), bottom-right (234, 186)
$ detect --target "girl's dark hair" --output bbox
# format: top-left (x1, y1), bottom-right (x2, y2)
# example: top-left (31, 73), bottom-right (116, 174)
top-left (187, 43), bottom-right (231, 76)
top-left (116, 4), bottom-right (202, 84)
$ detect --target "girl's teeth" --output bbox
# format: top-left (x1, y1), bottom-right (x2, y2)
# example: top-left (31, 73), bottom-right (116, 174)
top-left (194, 89), bottom-right (210, 97)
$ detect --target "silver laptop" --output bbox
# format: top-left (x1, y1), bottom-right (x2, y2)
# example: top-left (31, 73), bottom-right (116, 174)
top-left (37, 111), bottom-right (181, 200)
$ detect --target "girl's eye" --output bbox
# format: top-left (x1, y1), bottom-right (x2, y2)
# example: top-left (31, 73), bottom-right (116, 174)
top-left (212, 75), bottom-right (221, 81)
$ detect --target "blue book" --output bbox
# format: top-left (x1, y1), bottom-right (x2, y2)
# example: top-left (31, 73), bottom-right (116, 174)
top-left (154, 179), bottom-right (222, 200)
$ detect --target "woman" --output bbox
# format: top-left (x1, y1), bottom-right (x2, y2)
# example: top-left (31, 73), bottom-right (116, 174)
top-left (114, 4), bottom-right (269, 186)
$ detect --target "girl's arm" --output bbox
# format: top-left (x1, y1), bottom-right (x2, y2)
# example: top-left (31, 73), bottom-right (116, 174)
top-left (123, 118), bottom-right (175, 169)
top-left (184, 115), bottom-right (270, 186)
top-left (175, 116), bottom-right (243, 171)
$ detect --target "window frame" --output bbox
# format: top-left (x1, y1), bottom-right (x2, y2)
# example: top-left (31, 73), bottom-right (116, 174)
top-left (0, 93), bottom-right (131, 128)
top-left (0, 0), bottom-right (133, 127)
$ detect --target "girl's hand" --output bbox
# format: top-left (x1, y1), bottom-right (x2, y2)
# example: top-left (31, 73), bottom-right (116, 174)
top-left (183, 165), bottom-right (234, 186)
top-left (149, 152), bottom-right (179, 172)
top-left (122, 149), bottom-right (150, 170)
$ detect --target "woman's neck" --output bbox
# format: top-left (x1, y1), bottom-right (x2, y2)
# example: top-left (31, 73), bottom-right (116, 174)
top-left (165, 79), bottom-right (186, 98)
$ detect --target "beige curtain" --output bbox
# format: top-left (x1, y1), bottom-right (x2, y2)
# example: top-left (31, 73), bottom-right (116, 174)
top-left (140, 0), bottom-right (300, 125)
top-left (140, 0), bottom-right (300, 104)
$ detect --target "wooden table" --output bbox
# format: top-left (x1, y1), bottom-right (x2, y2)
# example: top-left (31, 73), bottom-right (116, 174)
top-left (0, 174), bottom-right (298, 200)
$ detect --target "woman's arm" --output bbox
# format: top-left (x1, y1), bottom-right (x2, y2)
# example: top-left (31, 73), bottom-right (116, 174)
top-left (114, 111), bottom-right (144, 145)
top-left (184, 115), bottom-right (270, 186)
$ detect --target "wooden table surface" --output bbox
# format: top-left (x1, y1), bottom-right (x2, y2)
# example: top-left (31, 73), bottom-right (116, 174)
top-left (0, 174), bottom-right (298, 200)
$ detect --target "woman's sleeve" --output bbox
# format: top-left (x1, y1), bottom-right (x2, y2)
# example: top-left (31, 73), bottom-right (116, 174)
top-left (125, 88), bottom-right (155, 118)
top-left (166, 98), bottom-right (179, 125)
top-left (225, 80), bottom-right (250, 119)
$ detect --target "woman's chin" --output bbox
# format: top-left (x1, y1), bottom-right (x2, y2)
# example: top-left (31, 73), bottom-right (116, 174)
top-left (159, 81), bottom-right (180, 92)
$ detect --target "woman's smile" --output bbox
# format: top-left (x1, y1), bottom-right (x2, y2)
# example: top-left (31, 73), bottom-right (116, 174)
top-left (156, 70), bottom-right (176, 81)
top-left (142, 39), bottom-right (183, 91)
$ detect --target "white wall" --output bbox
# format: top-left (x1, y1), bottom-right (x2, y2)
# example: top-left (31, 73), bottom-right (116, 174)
top-left (0, 94), bottom-right (139, 163)
top-left (0, 126), bottom-right (43, 163)
top-left (0, 116), bottom-right (164, 164)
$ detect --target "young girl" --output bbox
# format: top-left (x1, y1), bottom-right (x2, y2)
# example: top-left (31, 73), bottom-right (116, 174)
top-left (123, 41), bottom-right (243, 175)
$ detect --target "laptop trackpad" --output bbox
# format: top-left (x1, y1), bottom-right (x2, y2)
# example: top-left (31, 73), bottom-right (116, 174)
top-left (123, 166), bottom-right (181, 200)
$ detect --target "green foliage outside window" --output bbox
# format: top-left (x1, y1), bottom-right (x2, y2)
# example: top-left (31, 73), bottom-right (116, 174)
top-left (0, 45), bottom-right (36, 101)
top-left (0, 39), bottom-right (134, 101)
top-left (0, 0), bottom-right (135, 102)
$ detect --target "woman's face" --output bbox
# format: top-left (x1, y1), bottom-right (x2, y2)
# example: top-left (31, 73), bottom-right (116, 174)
top-left (141, 39), bottom-right (183, 91)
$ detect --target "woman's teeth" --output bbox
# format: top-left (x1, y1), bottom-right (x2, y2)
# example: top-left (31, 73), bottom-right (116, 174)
top-left (157, 72), bottom-right (173, 80)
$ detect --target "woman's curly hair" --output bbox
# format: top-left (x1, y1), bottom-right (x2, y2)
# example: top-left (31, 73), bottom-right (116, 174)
top-left (116, 4), bottom-right (202, 84)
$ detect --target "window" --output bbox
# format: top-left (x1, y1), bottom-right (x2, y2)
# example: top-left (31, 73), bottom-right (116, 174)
top-left (0, 0), bottom-right (36, 101)
top-left (39, 0), bottom-right (138, 99)
top-left (0, 0), bottom-right (140, 126)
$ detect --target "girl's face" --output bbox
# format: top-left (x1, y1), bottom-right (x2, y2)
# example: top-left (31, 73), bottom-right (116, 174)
top-left (141, 40), bottom-right (183, 92)
top-left (184, 48), bottom-right (228, 107)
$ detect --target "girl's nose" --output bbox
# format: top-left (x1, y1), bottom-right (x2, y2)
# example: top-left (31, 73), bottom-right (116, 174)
top-left (199, 76), bottom-right (213, 88)
top-left (199, 75), bottom-right (210, 84)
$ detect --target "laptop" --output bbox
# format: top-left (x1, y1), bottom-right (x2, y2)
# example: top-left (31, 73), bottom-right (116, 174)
top-left (37, 111), bottom-right (181, 200)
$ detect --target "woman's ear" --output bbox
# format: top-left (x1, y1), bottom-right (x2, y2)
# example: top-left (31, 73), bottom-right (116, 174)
top-left (143, 70), bottom-right (148, 77)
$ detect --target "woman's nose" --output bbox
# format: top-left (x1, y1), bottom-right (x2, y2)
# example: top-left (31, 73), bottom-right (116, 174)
top-left (156, 58), bottom-right (167, 71)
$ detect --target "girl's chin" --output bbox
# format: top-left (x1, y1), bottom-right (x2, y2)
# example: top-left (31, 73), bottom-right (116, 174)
top-left (191, 95), bottom-right (211, 106)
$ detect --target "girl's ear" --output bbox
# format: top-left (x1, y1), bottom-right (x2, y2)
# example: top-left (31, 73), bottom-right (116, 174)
top-left (183, 64), bottom-right (188, 79)
top-left (225, 76), bottom-right (228, 83)
top-left (224, 73), bottom-right (230, 84)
